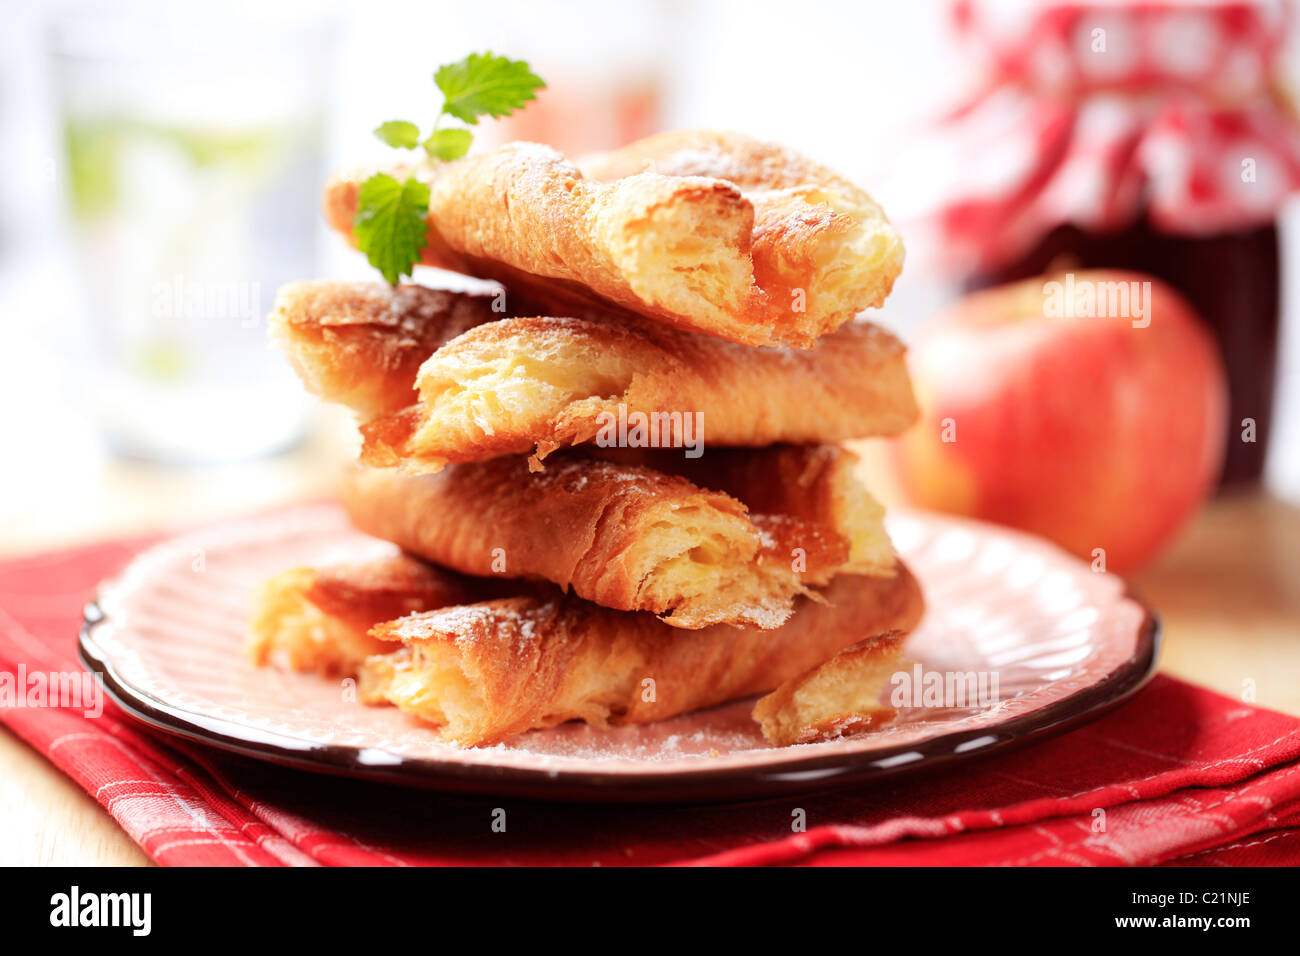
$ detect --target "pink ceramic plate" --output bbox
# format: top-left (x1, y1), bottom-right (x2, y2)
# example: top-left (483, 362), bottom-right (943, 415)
top-left (79, 506), bottom-right (1158, 803)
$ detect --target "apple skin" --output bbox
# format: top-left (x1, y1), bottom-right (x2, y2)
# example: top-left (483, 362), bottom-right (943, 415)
top-left (889, 270), bottom-right (1228, 574)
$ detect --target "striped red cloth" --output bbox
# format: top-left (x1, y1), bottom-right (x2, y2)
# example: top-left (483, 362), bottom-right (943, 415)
top-left (1, 527), bottom-right (1299, 866)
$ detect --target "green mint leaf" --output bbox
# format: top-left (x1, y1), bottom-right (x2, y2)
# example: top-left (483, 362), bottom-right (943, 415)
top-left (434, 52), bottom-right (545, 126)
top-left (353, 173), bottom-right (430, 285)
top-left (424, 128), bottom-right (473, 161)
top-left (374, 120), bottom-right (422, 150)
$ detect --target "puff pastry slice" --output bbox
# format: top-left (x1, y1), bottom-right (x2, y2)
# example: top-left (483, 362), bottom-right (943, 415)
top-left (340, 456), bottom-right (861, 630)
top-left (247, 553), bottom-right (503, 676)
top-left (358, 315), bottom-right (917, 472)
top-left (751, 630), bottom-right (908, 746)
top-left (323, 131), bottom-right (903, 347)
top-left (359, 563), bottom-right (923, 746)
top-left (268, 280), bottom-right (502, 418)
top-left (596, 443), bottom-right (894, 578)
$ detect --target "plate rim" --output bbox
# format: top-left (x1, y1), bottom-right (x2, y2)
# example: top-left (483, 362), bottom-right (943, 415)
top-left (77, 512), bottom-right (1162, 805)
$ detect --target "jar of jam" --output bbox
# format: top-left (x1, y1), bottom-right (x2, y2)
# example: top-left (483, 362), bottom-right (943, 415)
top-left (925, 0), bottom-right (1300, 488)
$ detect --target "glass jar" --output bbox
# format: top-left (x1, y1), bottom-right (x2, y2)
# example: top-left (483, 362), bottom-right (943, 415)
top-left (925, 0), bottom-right (1300, 488)
top-left (50, 6), bottom-right (337, 463)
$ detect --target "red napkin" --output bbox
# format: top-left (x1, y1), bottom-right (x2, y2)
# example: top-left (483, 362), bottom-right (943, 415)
top-left (2, 525), bottom-right (1299, 866)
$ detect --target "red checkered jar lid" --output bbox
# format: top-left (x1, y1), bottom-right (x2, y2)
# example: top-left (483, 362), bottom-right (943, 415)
top-left (924, 0), bottom-right (1300, 272)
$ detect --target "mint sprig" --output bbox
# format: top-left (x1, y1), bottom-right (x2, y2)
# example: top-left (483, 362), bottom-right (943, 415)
top-left (434, 53), bottom-right (546, 127)
top-left (354, 52), bottom-right (545, 284)
top-left (353, 174), bottom-right (431, 285)
top-left (423, 128), bottom-right (473, 161)
top-left (373, 120), bottom-right (421, 150)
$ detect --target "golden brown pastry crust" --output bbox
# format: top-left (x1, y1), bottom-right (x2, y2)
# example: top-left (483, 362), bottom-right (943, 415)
top-left (579, 130), bottom-right (905, 342)
top-left (751, 630), bottom-right (908, 746)
top-left (595, 444), bottom-right (894, 577)
top-left (323, 131), bottom-right (903, 348)
top-left (359, 563), bottom-right (924, 747)
top-left (301, 556), bottom-right (503, 625)
top-left (358, 315), bottom-right (917, 472)
top-left (268, 280), bottom-right (502, 418)
top-left (579, 130), bottom-right (875, 197)
top-left (246, 554), bottom-right (499, 676)
top-left (339, 457), bottom-right (849, 630)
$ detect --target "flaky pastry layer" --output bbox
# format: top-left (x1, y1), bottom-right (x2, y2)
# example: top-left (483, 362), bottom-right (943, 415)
top-left (751, 630), bottom-right (908, 746)
top-left (359, 564), bottom-right (924, 747)
top-left (268, 280), bottom-right (502, 418)
top-left (323, 131), bottom-right (904, 348)
top-left (246, 554), bottom-right (497, 675)
top-left (358, 315), bottom-right (917, 472)
top-left (597, 444), bottom-right (894, 578)
top-left (579, 130), bottom-right (906, 344)
top-left (339, 456), bottom-right (853, 630)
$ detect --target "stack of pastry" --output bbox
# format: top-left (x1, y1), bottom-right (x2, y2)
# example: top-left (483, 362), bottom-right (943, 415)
top-left (249, 130), bottom-right (925, 748)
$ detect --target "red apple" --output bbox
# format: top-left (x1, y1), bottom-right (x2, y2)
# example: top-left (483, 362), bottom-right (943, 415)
top-left (888, 269), bottom-right (1228, 574)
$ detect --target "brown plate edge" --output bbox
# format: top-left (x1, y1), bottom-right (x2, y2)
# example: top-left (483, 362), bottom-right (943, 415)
top-left (77, 588), bottom-right (1161, 806)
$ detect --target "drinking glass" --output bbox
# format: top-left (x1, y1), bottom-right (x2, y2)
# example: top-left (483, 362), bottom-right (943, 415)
top-left (50, 7), bottom-right (336, 462)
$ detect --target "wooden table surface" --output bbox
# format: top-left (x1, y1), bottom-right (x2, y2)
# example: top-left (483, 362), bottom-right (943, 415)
top-left (1, 430), bottom-right (1297, 865)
